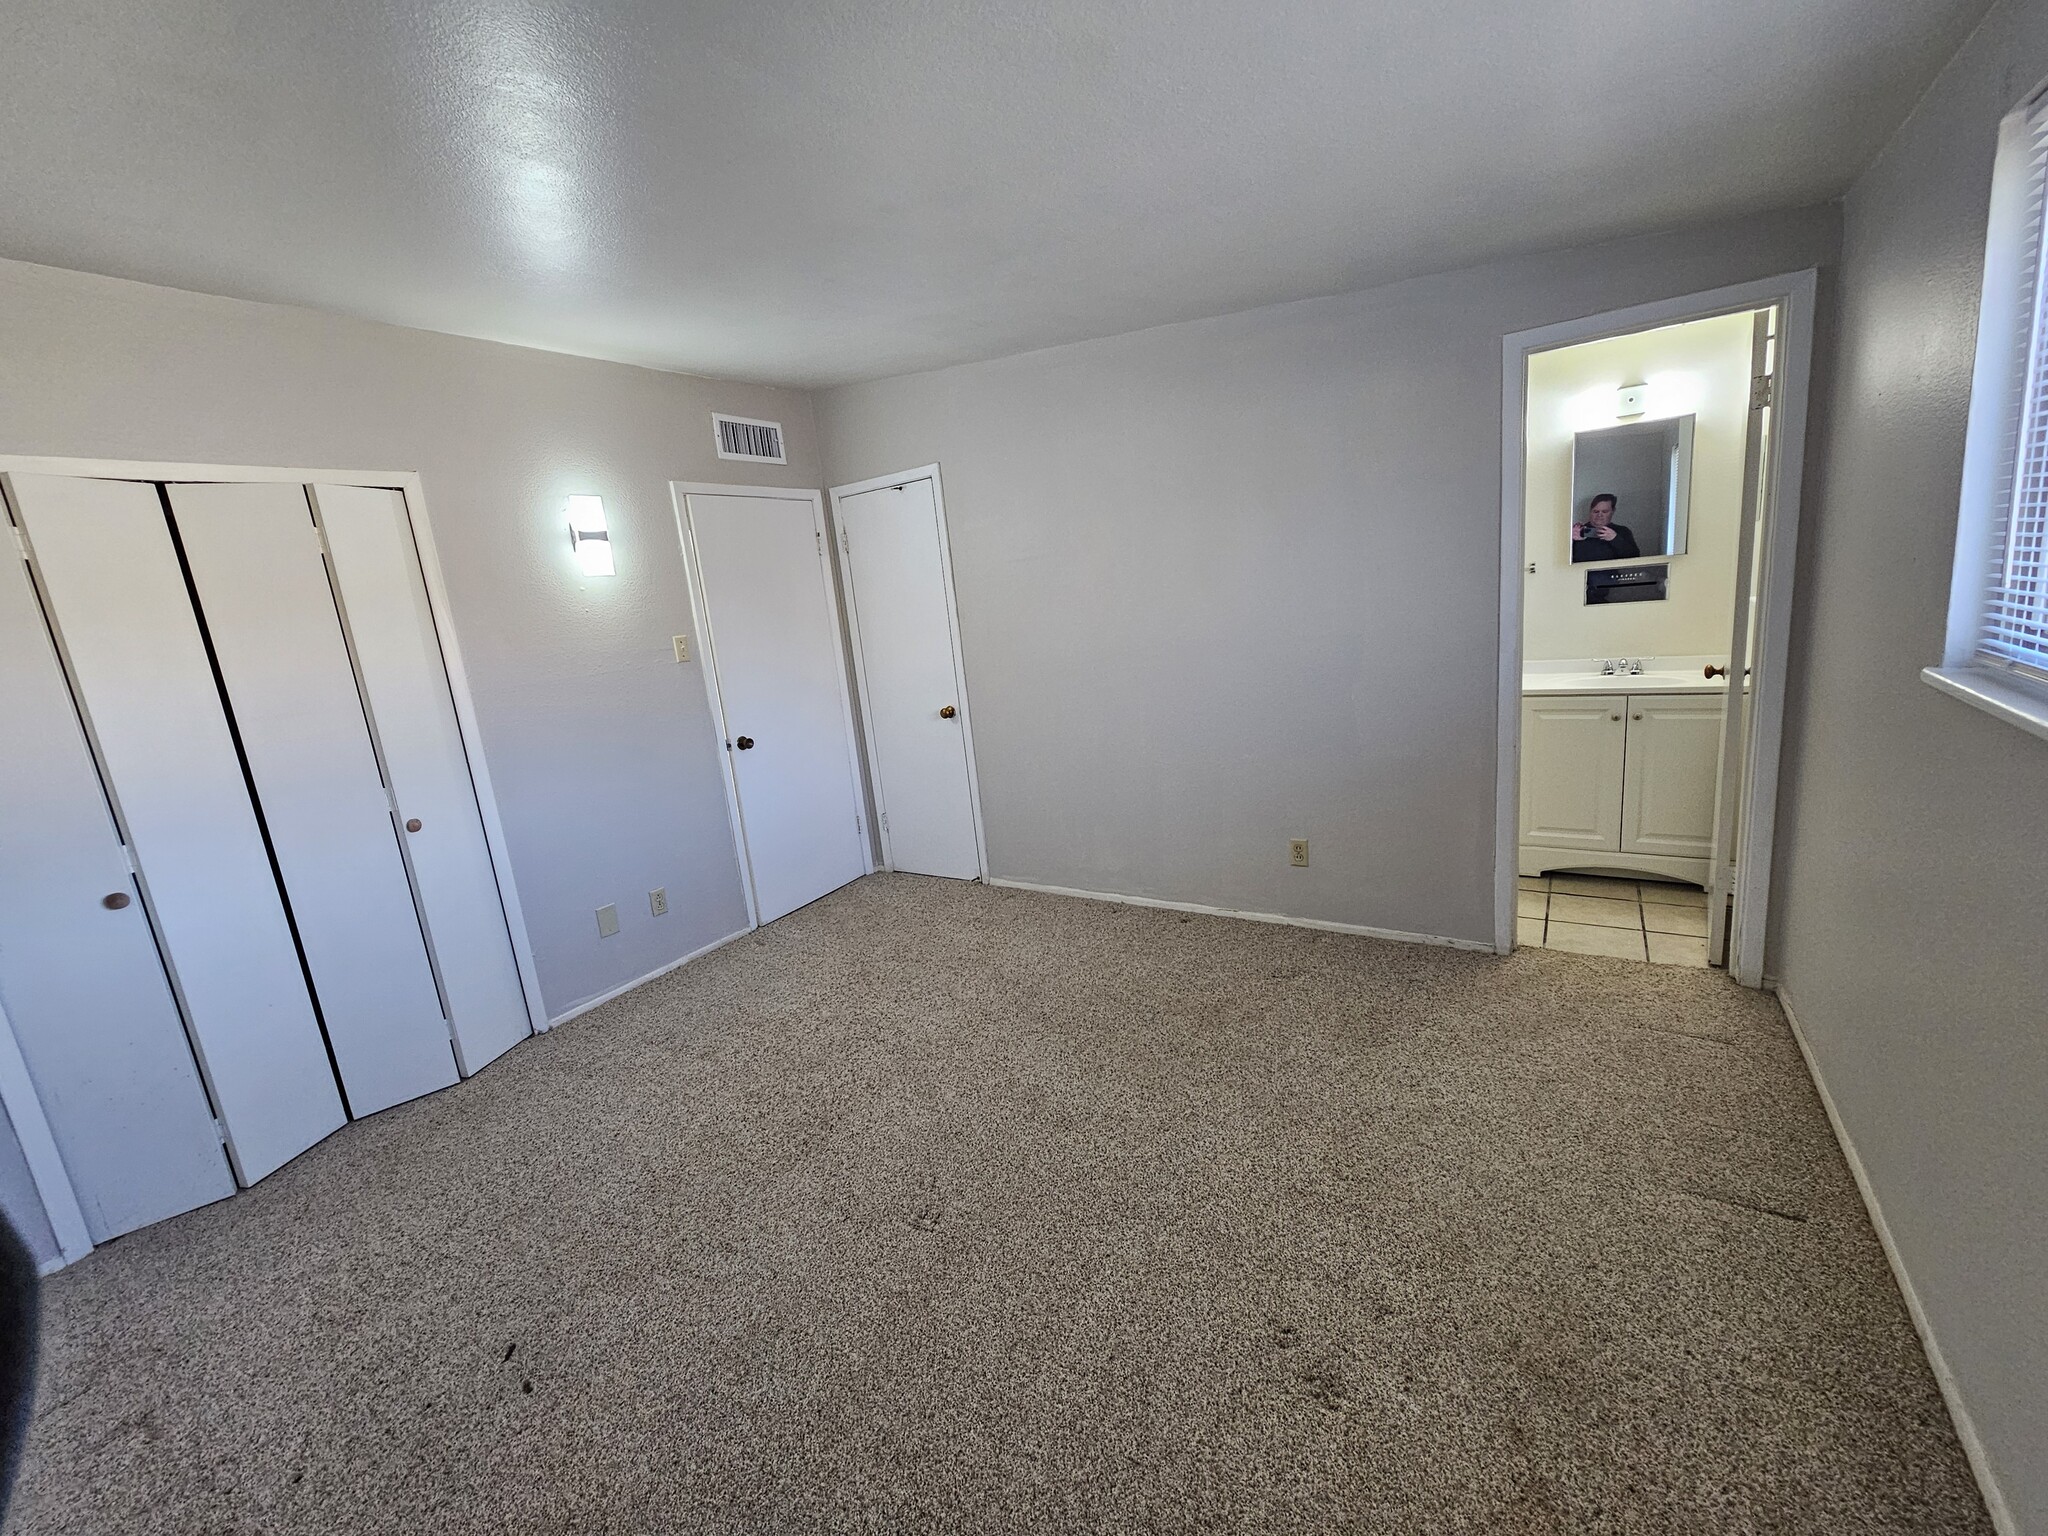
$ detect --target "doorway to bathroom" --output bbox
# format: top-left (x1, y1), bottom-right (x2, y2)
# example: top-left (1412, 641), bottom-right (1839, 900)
top-left (1496, 272), bottom-right (1818, 984)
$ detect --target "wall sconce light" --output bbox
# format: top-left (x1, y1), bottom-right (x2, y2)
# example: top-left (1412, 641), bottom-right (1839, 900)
top-left (567, 494), bottom-right (615, 576)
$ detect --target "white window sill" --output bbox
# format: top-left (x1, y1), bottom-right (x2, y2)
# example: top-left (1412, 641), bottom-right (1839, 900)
top-left (1922, 664), bottom-right (2048, 744)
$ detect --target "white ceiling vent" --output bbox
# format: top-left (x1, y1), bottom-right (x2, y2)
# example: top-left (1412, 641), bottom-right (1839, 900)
top-left (713, 414), bottom-right (786, 464)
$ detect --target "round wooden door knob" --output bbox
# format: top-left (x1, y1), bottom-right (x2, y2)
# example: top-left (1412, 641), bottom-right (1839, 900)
top-left (102, 891), bottom-right (131, 910)
top-left (405, 818), bottom-right (423, 832)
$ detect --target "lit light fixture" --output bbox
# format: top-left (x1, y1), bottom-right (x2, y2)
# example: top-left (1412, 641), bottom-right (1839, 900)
top-left (567, 495), bottom-right (614, 576)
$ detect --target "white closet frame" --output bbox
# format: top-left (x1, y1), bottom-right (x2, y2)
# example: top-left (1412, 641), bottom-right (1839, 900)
top-left (0, 456), bottom-right (550, 1262)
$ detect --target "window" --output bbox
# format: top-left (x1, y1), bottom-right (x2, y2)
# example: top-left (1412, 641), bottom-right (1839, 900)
top-left (1931, 85), bottom-right (2048, 741)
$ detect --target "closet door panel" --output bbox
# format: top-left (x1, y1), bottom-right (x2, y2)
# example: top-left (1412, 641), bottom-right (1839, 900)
top-left (8, 474), bottom-right (345, 1183)
top-left (0, 482), bottom-right (233, 1239)
top-left (169, 483), bottom-right (457, 1116)
top-left (311, 485), bottom-right (531, 1073)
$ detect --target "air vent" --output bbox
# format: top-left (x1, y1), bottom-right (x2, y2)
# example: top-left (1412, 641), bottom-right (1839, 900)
top-left (713, 414), bottom-right (786, 464)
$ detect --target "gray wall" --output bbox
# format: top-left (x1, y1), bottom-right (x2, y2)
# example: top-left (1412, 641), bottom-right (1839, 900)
top-left (1770, 0), bottom-right (2048, 1524)
top-left (0, 259), bottom-right (815, 1020)
top-left (818, 206), bottom-right (1840, 943)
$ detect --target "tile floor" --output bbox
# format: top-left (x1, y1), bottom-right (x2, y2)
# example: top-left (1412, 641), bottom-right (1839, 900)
top-left (1517, 873), bottom-right (1712, 967)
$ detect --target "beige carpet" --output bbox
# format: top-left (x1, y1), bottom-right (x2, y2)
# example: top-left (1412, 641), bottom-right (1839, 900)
top-left (5, 875), bottom-right (1989, 1534)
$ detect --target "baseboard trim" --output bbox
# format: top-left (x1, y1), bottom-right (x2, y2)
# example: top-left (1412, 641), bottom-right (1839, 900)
top-left (985, 878), bottom-right (1494, 952)
top-left (1773, 984), bottom-right (2014, 1535)
top-left (547, 925), bottom-right (752, 1029)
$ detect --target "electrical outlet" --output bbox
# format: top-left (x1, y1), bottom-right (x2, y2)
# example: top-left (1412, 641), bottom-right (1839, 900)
top-left (595, 903), bottom-right (620, 937)
top-left (672, 634), bottom-right (691, 663)
top-left (1289, 839), bottom-right (1309, 867)
top-left (649, 887), bottom-right (668, 917)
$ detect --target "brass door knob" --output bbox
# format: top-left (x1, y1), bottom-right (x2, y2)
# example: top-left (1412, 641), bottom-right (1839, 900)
top-left (1704, 664), bottom-right (1728, 679)
top-left (102, 891), bottom-right (131, 910)
top-left (405, 818), bottom-right (423, 832)
top-left (938, 705), bottom-right (957, 719)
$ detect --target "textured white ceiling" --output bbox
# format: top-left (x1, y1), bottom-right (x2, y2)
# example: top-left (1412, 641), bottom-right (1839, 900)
top-left (0, 0), bottom-right (1991, 386)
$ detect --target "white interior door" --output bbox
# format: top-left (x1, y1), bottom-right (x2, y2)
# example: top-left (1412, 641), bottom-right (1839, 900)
top-left (311, 484), bottom-right (532, 1074)
top-left (836, 477), bottom-right (983, 879)
top-left (9, 473), bottom-right (346, 1184)
top-left (1707, 310), bottom-right (1776, 966)
top-left (170, 482), bottom-right (458, 1117)
top-left (0, 483), bottom-right (233, 1239)
top-left (684, 492), bottom-right (868, 924)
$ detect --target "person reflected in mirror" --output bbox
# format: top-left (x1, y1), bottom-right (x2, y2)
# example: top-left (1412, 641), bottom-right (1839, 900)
top-left (1572, 492), bottom-right (1641, 562)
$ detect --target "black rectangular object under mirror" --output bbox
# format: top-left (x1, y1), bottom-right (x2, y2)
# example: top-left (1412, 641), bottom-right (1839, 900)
top-left (1585, 563), bottom-right (1668, 604)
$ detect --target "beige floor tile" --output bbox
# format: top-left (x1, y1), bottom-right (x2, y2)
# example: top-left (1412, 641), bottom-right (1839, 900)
top-left (1542, 920), bottom-right (1647, 960)
top-left (1516, 889), bottom-right (1548, 918)
top-left (1643, 904), bottom-right (1709, 937)
top-left (1639, 881), bottom-right (1708, 908)
top-left (1516, 917), bottom-right (1544, 946)
top-left (1551, 874), bottom-right (1640, 900)
top-left (1647, 932), bottom-right (1710, 967)
top-left (1548, 893), bottom-right (1641, 930)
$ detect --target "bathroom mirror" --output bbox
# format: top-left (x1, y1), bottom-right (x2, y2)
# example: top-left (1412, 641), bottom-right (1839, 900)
top-left (1569, 415), bottom-right (1694, 564)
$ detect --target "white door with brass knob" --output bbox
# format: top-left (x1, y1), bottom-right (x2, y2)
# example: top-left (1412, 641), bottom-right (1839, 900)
top-left (831, 470), bottom-right (986, 880)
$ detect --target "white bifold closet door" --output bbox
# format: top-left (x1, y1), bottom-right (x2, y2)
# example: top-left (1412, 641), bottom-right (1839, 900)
top-left (9, 474), bottom-right (348, 1185)
top-left (0, 484), bottom-right (235, 1239)
top-left (310, 484), bottom-right (529, 1073)
top-left (168, 482), bottom-right (459, 1116)
top-left (1, 471), bottom-right (531, 1236)
top-left (836, 477), bottom-right (982, 879)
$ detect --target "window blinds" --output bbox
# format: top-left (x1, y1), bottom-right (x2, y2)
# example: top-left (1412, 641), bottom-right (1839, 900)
top-left (1985, 95), bottom-right (2048, 677)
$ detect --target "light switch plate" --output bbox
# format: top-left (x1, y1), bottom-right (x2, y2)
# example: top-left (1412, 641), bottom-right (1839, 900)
top-left (672, 634), bottom-right (691, 663)
top-left (596, 903), bottom-right (620, 937)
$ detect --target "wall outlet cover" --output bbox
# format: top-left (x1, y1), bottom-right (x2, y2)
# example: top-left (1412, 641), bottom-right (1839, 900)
top-left (672, 635), bottom-right (691, 663)
top-left (1289, 839), bottom-right (1310, 867)
top-left (596, 903), bottom-right (620, 937)
top-left (649, 887), bottom-right (668, 916)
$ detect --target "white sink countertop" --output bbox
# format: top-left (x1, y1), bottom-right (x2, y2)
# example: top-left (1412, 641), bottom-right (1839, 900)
top-left (1522, 656), bottom-right (1729, 696)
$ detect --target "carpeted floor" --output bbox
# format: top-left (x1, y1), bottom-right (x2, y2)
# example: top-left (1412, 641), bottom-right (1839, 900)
top-left (4, 875), bottom-right (1990, 1534)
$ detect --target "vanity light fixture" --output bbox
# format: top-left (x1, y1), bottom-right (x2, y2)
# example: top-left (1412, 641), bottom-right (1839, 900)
top-left (567, 494), bottom-right (615, 576)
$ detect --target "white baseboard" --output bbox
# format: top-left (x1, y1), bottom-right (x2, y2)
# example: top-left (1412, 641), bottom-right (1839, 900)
top-left (1774, 984), bottom-right (2014, 1535)
top-left (547, 925), bottom-right (752, 1029)
top-left (985, 877), bottom-right (1494, 952)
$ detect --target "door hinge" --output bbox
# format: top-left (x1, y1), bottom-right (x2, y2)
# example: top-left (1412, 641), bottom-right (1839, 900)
top-left (879, 811), bottom-right (888, 832)
top-left (1750, 374), bottom-right (1773, 410)
top-left (9, 524), bottom-right (27, 561)
top-left (213, 1117), bottom-right (230, 1146)
top-left (840, 529), bottom-right (850, 553)
top-left (121, 844), bottom-right (140, 874)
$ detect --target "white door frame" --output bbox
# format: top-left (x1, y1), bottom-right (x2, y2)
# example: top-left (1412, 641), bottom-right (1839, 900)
top-left (0, 454), bottom-right (550, 1268)
top-left (826, 465), bottom-right (990, 880)
top-left (1495, 270), bottom-right (1818, 986)
top-left (670, 482), bottom-right (875, 932)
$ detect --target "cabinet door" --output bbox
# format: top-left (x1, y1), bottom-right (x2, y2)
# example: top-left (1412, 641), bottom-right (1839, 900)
top-left (1520, 695), bottom-right (1626, 852)
top-left (1620, 695), bottom-right (1723, 859)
